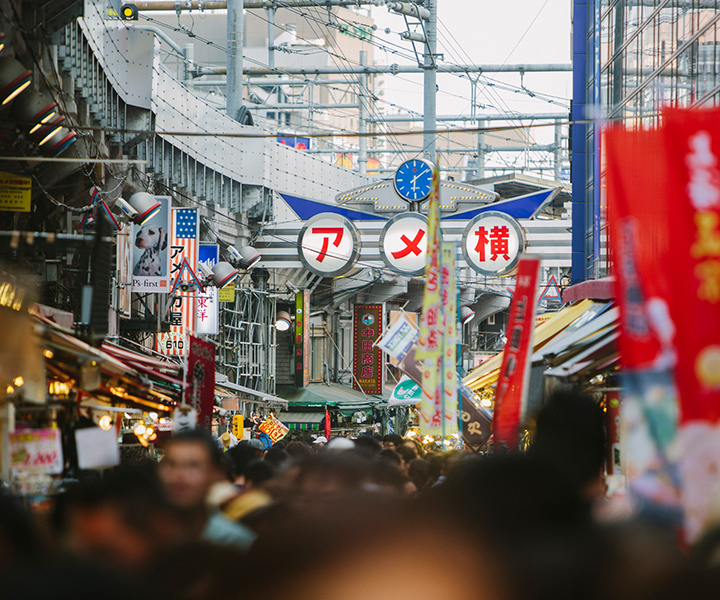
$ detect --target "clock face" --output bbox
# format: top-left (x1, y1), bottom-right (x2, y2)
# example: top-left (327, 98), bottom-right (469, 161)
top-left (394, 158), bottom-right (434, 202)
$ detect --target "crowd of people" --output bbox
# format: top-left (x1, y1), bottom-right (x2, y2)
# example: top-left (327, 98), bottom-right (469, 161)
top-left (1, 390), bottom-right (720, 599)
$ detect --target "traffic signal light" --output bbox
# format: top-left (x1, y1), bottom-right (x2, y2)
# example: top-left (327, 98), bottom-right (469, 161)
top-left (120, 4), bottom-right (138, 20)
top-left (232, 414), bottom-right (244, 439)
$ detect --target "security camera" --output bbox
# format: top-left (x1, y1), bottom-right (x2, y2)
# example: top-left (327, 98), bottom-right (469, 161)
top-left (286, 281), bottom-right (300, 294)
top-left (227, 245), bottom-right (243, 262)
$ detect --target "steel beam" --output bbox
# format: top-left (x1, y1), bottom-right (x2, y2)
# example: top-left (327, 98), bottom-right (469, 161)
top-left (131, 0), bottom-right (385, 9)
top-left (212, 64), bottom-right (573, 76)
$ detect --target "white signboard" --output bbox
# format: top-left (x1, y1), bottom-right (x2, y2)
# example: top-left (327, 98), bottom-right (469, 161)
top-left (298, 213), bottom-right (360, 277)
top-left (461, 211), bottom-right (526, 277)
top-left (375, 312), bottom-right (418, 361)
top-left (196, 245), bottom-right (219, 335)
top-left (132, 195), bottom-right (171, 293)
top-left (9, 428), bottom-right (64, 475)
top-left (117, 223), bottom-right (133, 317)
top-left (379, 213), bottom-right (428, 276)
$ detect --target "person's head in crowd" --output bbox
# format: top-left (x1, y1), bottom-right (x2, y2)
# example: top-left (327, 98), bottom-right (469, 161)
top-left (528, 388), bottom-right (606, 500)
top-left (295, 452), bottom-right (368, 497)
top-left (244, 460), bottom-right (275, 490)
top-left (354, 434), bottom-right (382, 457)
top-left (369, 456), bottom-right (414, 495)
top-left (382, 433), bottom-right (403, 451)
top-left (402, 437), bottom-right (423, 458)
top-left (264, 446), bottom-right (289, 471)
top-left (158, 429), bottom-right (227, 511)
top-left (408, 458), bottom-right (432, 492)
top-left (227, 441), bottom-right (259, 485)
top-left (326, 437), bottom-right (355, 452)
top-left (395, 444), bottom-right (416, 472)
top-left (285, 440), bottom-right (312, 460)
top-left (56, 464), bottom-right (181, 570)
top-left (312, 435), bottom-right (328, 448)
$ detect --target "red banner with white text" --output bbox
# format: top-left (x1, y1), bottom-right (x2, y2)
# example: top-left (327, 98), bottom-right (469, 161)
top-left (492, 257), bottom-right (539, 451)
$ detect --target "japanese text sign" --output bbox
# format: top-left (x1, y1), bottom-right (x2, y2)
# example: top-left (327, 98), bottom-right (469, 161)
top-left (380, 213), bottom-right (428, 276)
top-left (196, 245), bottom-right (219, 335)
top-left (185, 335), bottom-right (215, 430)
top-left (295, 290), bottom-right (310, 387)
top-left (9, 428), bottom-right (64, 475)
top-left (462, 211), bottom-right (525, 277)
top-left (353, 304), bottom-right (384, 394)
top-left (298, 213), bottom-right (360, 277)
top-left (493, 257), bottom-right (540, 451)
top-left (258, 414), bottom-right (289, 444)
top-left (0, 172), bottom-right (31, 212)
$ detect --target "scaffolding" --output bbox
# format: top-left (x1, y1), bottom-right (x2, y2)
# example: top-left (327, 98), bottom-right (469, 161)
top-left (218, 287), bottom-right (277, 394)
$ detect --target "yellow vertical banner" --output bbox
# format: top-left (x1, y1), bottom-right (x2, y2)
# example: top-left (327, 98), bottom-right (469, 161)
top-left (418, 166), bottom-right (443, 435)
top-left (440, 243), bottom-right (459, 434)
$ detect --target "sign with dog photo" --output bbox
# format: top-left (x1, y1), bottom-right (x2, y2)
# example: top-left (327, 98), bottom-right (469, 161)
top-left (131, 195), bottom-right (171, 292)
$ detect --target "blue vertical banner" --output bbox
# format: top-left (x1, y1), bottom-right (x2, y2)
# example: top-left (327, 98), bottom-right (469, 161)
top-left (197, 244), bottom-right (219, 335)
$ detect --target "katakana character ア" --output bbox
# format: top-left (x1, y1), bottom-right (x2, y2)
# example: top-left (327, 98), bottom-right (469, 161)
top-left (311, 227), bottom-right (344, 262)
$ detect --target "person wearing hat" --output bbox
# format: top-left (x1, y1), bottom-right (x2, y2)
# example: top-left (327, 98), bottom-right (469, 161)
top-left (219, 431), bottom-right (238, 452)
top-left (313, 436), bottom-right (328, 447)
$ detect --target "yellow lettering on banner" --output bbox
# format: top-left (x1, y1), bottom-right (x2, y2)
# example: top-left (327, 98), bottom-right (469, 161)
top-left (692, 211), bottom-right (720, 258)
top-left (696, 259), bottom-right (720, 303)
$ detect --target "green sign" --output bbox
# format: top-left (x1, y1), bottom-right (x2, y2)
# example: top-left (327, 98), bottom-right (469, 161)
top-left (338, 23), bottom-right (373, 43)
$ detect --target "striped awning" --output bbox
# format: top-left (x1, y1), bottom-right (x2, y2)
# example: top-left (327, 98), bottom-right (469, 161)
top-left (279, 411), bottom-right (325, 430)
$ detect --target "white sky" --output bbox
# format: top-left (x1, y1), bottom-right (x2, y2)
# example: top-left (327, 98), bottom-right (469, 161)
top-left (370, 1), bottom-right (572, 144)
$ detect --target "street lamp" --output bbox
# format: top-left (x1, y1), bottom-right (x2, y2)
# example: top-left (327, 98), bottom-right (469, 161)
top-left (228, 244), bottom-right (261, 269)
top-left (275, 310), bottom-right (292, 331)
top-left (0, 56), bottom-right (31, 106)
top-left (460, 306), bottom-right (475, 325)
top-left (115, 192), bottom-right (162, 225)
top-left (198, 261), bottom-right (239, 289)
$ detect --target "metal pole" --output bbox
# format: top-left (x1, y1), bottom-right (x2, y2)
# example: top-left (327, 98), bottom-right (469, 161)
top-left (266, 7), bottom-right (275, 70)
top-left (423, 0), bottom-right (437, 163)
top-left (359, 50), bottom-right (368, 176)
top-left (554, 119), bottom-right (562, 181)
top-left (227, 0), bottom-right (244, 120)
top-left (477, 119), bottom-right (486, 179)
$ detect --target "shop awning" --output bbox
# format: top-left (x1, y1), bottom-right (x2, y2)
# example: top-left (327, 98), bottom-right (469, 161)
top-left (215, 380), bottom-right (288, 409)
top-left (278, 411), bottom-right (325, 430)
top-left (279, 383), bottom-right (386, 411)
top-left (463, 299), bottom-right (602, 393)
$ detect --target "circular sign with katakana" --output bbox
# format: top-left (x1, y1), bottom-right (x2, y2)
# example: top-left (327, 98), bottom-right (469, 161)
top-left (298, 213), bottom-right (361, 277)
top-left (461, 211), bottom-right (525, 277)
top-left (379, 212), bottom-right (428, 276)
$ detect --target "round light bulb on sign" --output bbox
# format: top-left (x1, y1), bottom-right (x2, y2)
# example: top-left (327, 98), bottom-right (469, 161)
top-left (298, 213), bottom-right (361, 277)
top-left (379, 212), bottom-right (428, 276)
top-left (461, 211), bottom-right (526, 277)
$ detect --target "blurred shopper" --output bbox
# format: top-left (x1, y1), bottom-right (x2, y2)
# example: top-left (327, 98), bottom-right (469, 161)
top-left (157, 429), bottom-right (255, 550)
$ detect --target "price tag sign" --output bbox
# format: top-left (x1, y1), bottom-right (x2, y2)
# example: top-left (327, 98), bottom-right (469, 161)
top-left (9, 429), bottom-right (64, 474)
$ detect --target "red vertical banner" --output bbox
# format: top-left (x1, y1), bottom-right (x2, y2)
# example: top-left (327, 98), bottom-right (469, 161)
top-left (185, 335), bottom-right (215, 431)
top-left (663, 107), bottom-right (720, 424)
top-left (492, 257), bottom-right (540, 451)
top-left (353, 304), bottom-right (384, 394)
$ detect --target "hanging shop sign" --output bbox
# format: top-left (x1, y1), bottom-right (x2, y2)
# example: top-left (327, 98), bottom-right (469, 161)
top-left (156, 207), bottom-right (199, 356)
top-left (298, 213), bottom-right (360, 277)
top-left (218, 284), bottom-right (235, 303)
top-left (460, 382), bottom-right (493, 452)
top-left (379, 212), bottom-right (428, 276)
top-left (258, 414), bottom-right (289, 444)
top-left (0, 172), bottom-right (31, 212)
top-left (462, 211), bottom-right (525, 277)
top-left (9, 429), bottom-right (64, 475)
top-left (186, 335), bottom-right (215, 430)
top-left (295, 290), bottom-right (311, 387)
top-left (196, 244), bottom-right (219, 335)
top-left (375, 311), bottom-right (418, 362)
top-left (353, 304), bottom-right (384, 395)
top-left (388, 375), bottom-right (422, 407)
top-left (132, 195), bottom-right (171, 292)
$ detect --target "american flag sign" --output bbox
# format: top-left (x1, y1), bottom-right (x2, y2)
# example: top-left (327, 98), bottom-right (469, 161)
top-left (156, 208), bottom-right (199, 356)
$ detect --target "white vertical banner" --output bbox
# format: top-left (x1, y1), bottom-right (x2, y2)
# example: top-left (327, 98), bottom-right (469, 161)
top-left (197, 245), bottom-right (219, 335)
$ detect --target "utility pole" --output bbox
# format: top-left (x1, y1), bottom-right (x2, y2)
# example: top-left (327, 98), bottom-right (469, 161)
top-left (227, 0), bottom-right (244, 120)
top-left (423, 0), bottom-right (437, 163)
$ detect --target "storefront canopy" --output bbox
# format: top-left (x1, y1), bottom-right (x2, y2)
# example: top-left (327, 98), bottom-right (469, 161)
top-left (215, 380), bottom-right (289, 409)
top-left (280, 383), bottom-right (387, 411)
top-left (278, 411), bottom-right (325, 430)
top-left (464, 299), bottom-right (603, 393)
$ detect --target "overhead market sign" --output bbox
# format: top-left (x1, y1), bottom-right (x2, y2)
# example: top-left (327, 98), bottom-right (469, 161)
top-left (297, 211), bottom-right (525, 278)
